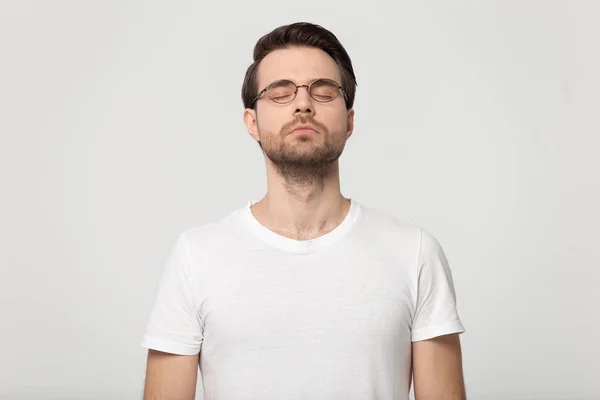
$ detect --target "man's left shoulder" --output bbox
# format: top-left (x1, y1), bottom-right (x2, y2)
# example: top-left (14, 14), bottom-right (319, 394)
top-left (357, 201), bottom-right (424, 239)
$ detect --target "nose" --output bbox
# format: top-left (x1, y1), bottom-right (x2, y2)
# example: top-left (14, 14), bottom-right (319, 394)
top-left (293, 85), bottom-right (314, 116)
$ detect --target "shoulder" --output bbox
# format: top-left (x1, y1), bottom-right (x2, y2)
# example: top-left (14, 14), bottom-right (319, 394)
top-left (177, 205), bottom-right (249, 254)
top-left (355, 201), bottom-right (449, 262)
top-left (356, 201), bottom-right (432, 245)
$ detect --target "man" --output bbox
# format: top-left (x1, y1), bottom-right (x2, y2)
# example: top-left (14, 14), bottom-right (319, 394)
top-left (141, 22), bottom-right (466, 400)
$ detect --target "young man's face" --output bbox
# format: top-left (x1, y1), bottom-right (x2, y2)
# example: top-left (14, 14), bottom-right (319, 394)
top-left (244, 46), bottom-right (354, 176)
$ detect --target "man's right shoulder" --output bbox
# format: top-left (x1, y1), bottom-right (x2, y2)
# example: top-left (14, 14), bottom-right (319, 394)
top-left (178, 206), bottom-right (247, 252)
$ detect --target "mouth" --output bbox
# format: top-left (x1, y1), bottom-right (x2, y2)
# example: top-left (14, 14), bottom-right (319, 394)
top-left (290, 125), bottom-right (318, 134)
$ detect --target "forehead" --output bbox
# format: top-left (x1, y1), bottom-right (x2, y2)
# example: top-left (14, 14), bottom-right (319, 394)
top-left (256, 46), bottom-right (342, 88)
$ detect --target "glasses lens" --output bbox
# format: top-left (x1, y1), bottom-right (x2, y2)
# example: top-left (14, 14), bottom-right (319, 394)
top-left (267, 80), bottom-right (296, 103)
top-left (310, 79), bottom-right (340, 102)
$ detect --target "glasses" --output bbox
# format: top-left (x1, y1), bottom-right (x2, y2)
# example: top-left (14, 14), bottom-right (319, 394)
top-left (251, 78), bottom-right (346, 107)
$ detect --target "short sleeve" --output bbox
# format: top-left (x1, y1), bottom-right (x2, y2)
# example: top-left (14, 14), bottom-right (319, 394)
top-left (141, 233), bottom-right (203, 355)
top-left (411, 228), bottom-right (465, 342)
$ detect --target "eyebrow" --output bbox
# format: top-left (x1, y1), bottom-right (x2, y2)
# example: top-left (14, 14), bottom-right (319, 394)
top-left (267, 77), bottom-right (338, 86)
top-left (268, 79), bottom-right (292, 88)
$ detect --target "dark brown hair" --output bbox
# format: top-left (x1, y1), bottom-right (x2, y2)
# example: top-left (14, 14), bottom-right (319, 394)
top-left (241, 22), bottom-right (357, 110)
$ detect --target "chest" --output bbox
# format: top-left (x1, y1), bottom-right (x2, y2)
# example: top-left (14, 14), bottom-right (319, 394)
top-left (196, 249), bottom-right (416, 358)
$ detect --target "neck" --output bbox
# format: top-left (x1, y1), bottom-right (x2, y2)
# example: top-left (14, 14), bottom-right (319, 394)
top-left (251, 160), bottom-right (351, 241)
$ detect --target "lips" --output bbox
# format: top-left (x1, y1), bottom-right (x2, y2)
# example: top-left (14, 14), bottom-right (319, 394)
top-left (291, 125), bottom-right (318, 134)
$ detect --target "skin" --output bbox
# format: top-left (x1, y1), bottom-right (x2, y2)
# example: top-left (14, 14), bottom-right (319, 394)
top-left (412, 333), bottom-right (467, 399)
top-left (243, 46), bottom-right (354, 240)
top-left (143, 349), bottom-right (198, 400)
top-left (142, 45), bottom-right (466, 400)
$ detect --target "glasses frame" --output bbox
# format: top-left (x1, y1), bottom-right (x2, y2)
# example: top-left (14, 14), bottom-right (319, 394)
top-left (251, 78), bottom-right (347, 107)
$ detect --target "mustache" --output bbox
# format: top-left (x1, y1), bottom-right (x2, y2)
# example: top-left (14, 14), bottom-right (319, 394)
top-left (280, 116), bottom-right (328, 135)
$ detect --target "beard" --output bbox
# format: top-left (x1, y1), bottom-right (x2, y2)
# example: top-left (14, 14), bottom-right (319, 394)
top-left (258, 115), bottom-right (347, 189)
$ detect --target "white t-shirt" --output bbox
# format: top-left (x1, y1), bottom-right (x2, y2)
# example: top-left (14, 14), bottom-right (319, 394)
top-left (141, 199), bottom-right (465, 400)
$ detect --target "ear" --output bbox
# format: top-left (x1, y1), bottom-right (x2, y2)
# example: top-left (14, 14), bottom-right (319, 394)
top-left (243, 108), bottom-right (260, 142)
top-left (346, 108), bottom-right (355, 139)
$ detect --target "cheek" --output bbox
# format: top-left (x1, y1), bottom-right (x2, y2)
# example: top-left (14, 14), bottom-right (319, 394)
top-left (257, 109), bottom-right (288, 134)
top-left (329, 110), bottom-right (349, 131)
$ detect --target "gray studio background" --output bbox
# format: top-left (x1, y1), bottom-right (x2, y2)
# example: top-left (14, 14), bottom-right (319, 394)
top-left (1, 1), bottom-right (599, 399)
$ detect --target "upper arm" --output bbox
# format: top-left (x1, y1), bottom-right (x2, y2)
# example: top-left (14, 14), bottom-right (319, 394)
top-left (143, 349), bottom-right (199, 400)
top-left (412, 333), bottom-right (466, 400)
top-left (411, 228), bottom-right (465, 341)
top-left (141, 234), bottom-right (204, 398)
top-left (142, 233), bottom-right (204, 355)
top-left (410, 227), bottom-right (466, 399)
